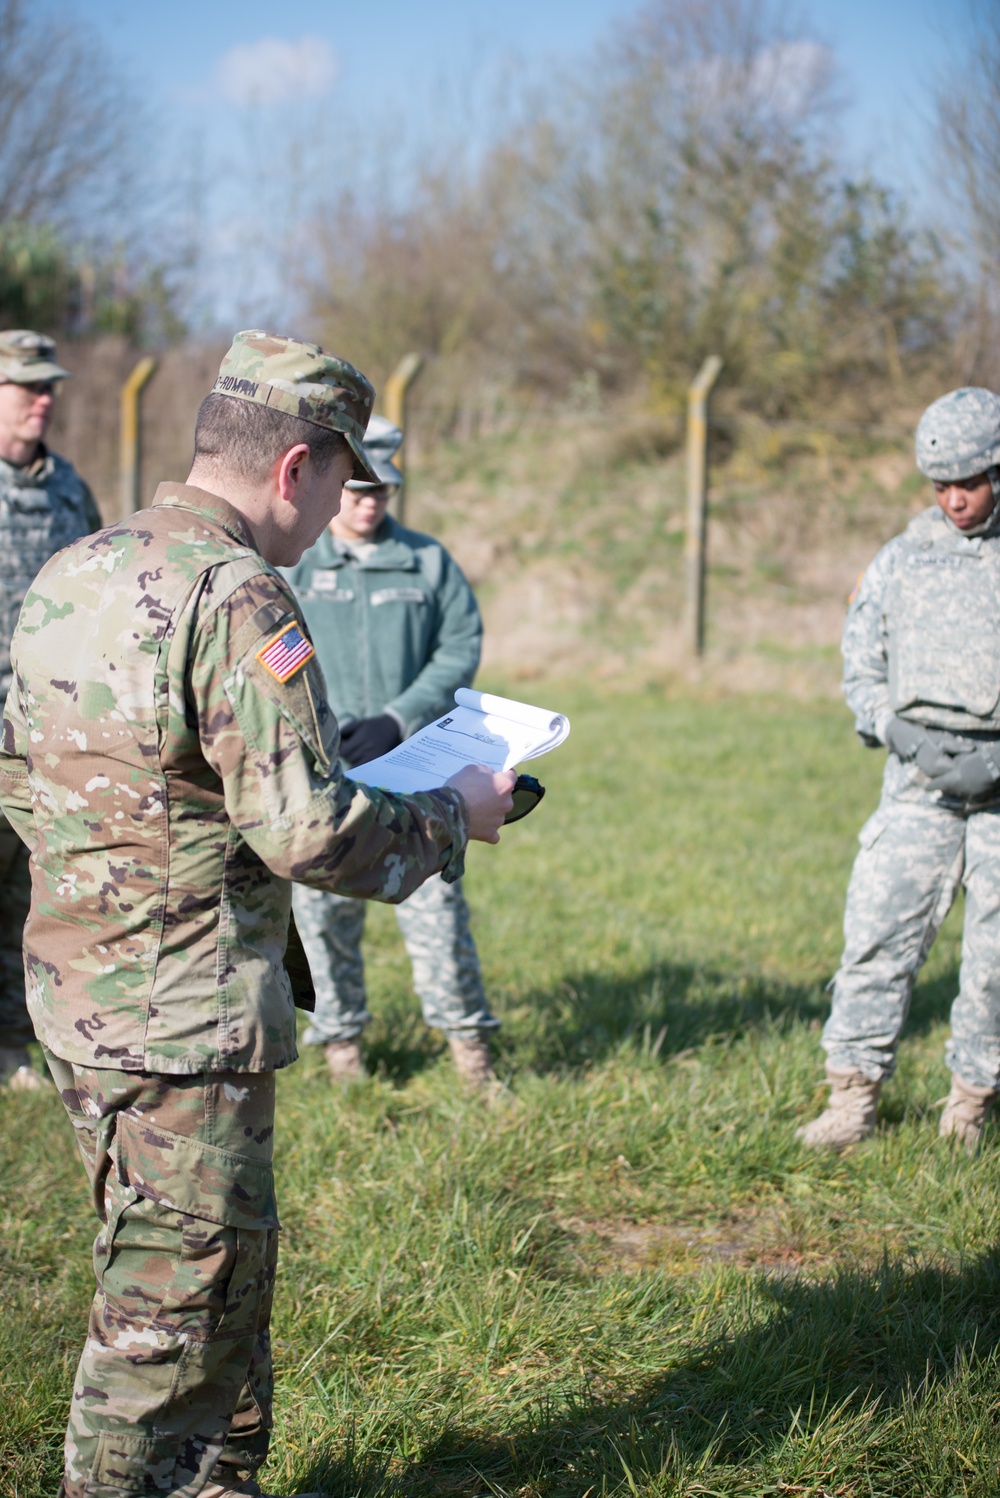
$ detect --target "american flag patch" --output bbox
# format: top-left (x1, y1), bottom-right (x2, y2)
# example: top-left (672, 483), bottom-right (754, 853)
top-left (256, 623), bottom-right (315, 682)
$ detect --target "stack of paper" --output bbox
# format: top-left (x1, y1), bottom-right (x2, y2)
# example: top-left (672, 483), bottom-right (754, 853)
top-left (346, 689), bottom-right (571, 794)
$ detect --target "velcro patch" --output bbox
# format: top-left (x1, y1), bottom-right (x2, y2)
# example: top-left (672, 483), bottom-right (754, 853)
top-left (256, 622), bottom-right (315, 682)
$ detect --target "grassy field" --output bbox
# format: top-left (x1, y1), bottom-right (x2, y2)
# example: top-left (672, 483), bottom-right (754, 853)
top-left (3, 686), bottom-right (999, 1498)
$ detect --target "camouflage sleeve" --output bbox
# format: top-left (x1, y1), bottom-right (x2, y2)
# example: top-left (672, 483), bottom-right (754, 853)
top-left (185, 566), bottom-right (470, 898)
top-left (841, 540), bottom-right (897, 745)
top-left (0, 675), bottom-right (38, 848)
top-left (385, 549), bottom-right (483, 736)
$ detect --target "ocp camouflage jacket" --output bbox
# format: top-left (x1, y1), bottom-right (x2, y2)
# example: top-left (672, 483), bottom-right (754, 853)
top-left (0, 485), bottom-right (469, 1075)
top-left (844, 504), bottom-right (1000, 741)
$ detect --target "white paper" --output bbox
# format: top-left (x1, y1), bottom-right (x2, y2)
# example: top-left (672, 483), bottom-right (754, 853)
top-left (346, 689), bottom-right (570, 794)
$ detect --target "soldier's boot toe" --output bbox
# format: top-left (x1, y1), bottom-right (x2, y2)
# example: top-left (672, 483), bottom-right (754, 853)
top-left (939, 1073), bottom-right (997, 1154)
top-left (324, 1038), bottom-right (364, 1080)
top-left (0, 1046), bottom-right (51, 1092)
top-left (448, 1034), bottom-right (496, 1090)
top-left (795, 1068), bottom-right (881, 1150)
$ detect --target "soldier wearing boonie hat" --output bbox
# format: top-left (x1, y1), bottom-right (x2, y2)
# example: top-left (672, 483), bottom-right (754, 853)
top-left (0, 329), bottom-right (101, 1096)
top-left (798, 388), bottom-right (1000, 1155)
top-left (0, 329), bottom-right (514, 1498)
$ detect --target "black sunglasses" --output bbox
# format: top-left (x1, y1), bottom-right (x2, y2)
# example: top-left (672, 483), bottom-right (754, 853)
top-left (504, 773), bottom-right (546, 824)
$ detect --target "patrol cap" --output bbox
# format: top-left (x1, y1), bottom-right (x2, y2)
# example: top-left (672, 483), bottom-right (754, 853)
top-left (915, 387), bottom-right (1000, 482)
top-left (212, 330), bottom-right (379, 483)
top-left (0, 329), bottom-right (70, 384)
top-left (346, 414), bottom-right (404, 490)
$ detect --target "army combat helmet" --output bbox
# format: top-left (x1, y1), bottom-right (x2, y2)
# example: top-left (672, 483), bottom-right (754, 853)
top-left (346, 414), bottom-right (404, 491)
top-left (916, 387), bottom-right (1000, 488)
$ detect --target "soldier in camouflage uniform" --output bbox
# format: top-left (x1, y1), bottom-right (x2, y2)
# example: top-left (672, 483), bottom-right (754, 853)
top-left (282, 416), bottom-right (498, 1088)
top-left (798, 387), bottom-right (1000, 1154)
top-left (0, 330), bottom-right (515, 1498)
top-left (0, 330), bottom-right (101, 1092)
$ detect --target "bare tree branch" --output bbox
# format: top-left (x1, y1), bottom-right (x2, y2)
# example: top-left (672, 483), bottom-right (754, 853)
top-left (0, 0), bottom-right (139, 235)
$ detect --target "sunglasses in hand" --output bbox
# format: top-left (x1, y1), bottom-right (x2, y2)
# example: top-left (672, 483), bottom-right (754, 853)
top-left (504, 773), bottom-right (546, 824)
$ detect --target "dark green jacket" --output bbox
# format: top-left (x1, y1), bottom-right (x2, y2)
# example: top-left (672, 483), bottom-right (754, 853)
top-left (282, 516), bottom-right (482, 737)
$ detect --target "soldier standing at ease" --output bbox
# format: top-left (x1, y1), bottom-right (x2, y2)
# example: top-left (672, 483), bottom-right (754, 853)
top-left (283, 416), bottom-right (499, 1087)
top-left (799, 388), bottom-right (1000, 1154)
top-left (0, 330), bottom-right (514, 1498)
top-left (0, 330), bottom-right (101, 1092)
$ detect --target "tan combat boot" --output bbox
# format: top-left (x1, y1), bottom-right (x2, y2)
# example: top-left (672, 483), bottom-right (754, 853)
top-left (795, 1068), bottom-right (881, 1150)
top-left (0, 1045), bottom-right (50, 1092)
top-left (939, 1073), bottom-right (997, 1154)
top-left (448, 1033), bottom-right (496, 1089)
top-left (324, 1039), bottom-right (364, 1080)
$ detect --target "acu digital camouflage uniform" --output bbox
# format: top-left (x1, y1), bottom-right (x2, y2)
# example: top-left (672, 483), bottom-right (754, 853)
top-left (0, 330), bottom-right (100, 1056)
top-left (0, 334), bottom-right (468, 1498)
top-left (283, 436), bottom-right (495, 1048)
top-left (823, 389), bottom-right (1000, 1094)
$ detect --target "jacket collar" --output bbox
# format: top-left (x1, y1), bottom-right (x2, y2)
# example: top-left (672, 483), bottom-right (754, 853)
top-left (311, 514), bottom-right (418, 571)
top-left (0, 443), bottom-right (54, 487)
top-left (151, 482), bottom-right (259, 551)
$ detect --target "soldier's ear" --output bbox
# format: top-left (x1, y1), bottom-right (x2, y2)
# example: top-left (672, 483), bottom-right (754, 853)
top-left (276, 444), bottom-right (312, 505)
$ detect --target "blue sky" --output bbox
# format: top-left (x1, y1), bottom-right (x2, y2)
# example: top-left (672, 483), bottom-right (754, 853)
top-left (71, 0), bottom-right (952, 164)
top-left (68, 0), bottom-right (963, 324)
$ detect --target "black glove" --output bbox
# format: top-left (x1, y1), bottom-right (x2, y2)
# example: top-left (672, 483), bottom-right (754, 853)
top-left (884, 717), bottom-right (953, 778)
top-left (925, 745), bottom-right (1000, 802)
top-left (338, 713), bottom-right (402, 768)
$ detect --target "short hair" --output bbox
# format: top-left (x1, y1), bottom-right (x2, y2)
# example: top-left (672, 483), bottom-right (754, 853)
top-left (192, 392), bottom-right (351, 484)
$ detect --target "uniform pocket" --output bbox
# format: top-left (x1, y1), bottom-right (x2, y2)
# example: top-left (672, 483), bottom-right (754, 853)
top-left (116, 1110), bottom-right (278, 1229)
top-left (90, 1428), bottom-right (179, 1493)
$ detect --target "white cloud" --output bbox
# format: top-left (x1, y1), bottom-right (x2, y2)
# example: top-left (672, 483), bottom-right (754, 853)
top-left (749, 40), bottom-right (833, 119)
top-left (690, 39), bottom-right (834, 122)
top-left (215, 36), bottom-right (337, 107)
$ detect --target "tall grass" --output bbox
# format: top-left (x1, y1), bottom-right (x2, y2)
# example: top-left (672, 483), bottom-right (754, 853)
top-left (4, 689), bottom-right (997, 1497)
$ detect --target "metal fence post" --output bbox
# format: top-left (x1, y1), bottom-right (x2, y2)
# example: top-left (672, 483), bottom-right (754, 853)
top-left (120, 356), bottom-right (157, 515)
top-left (383, 352), bottom-right (423, 524)
top-left (684, 355), bottom-right (723, 656)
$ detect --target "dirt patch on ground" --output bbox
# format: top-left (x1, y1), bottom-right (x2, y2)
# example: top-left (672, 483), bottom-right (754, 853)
top-left (559, 1211), bottom-right (837, 1279)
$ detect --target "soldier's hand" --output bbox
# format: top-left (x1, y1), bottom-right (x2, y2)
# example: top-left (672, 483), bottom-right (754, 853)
top-left (926, 746), bottom-right (1000, 802)
top-left (884, 715), bottom-right (924, 759)
top-left (447, 766), bottom-right (516, 844)
top-left (884, 716), bottom-right (952, 777)
top-left (339, 714), bottom-right (402, 768)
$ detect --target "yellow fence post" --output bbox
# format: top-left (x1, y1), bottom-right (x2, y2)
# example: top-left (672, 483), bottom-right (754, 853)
top-left (119, 356), bottom-right (157, 516)
top-left (382, 352), bottom-right (424, 525)
top-left (684, 355), bottom-right (723, 657)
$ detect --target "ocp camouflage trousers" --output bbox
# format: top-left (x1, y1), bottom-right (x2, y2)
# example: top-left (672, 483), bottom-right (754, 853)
top-left (0, 812), bottom-right (32, 1047)
top-left (823, 756), bottom-right (1000, 1088)
top-left (44, 1052), bottom-right (279, 1498)
top-left (293, 873), bottom-right (497, 1043)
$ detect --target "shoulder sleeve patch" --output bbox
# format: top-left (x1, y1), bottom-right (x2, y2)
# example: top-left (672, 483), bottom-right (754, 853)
top-left (256, 622), bottom-right (315, 682)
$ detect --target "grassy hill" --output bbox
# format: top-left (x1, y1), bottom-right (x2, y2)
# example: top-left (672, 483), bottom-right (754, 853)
top-left (406, 412), bottom-right (925, 699)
